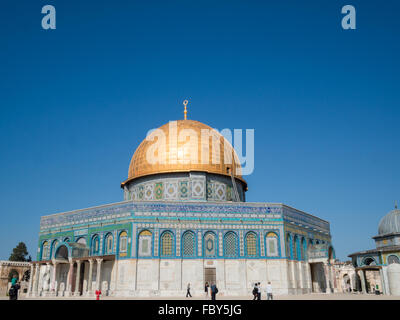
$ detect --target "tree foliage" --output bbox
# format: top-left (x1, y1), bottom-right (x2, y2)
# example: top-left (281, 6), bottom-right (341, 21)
top-left (9, 242), bottom-right (30, 262)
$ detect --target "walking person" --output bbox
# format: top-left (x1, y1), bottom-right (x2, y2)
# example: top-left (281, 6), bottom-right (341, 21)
top-left (210, 282), bottom-right (218, 300)
top-left (252, 282), bottom-right (258, 300)
top-left (11, 275), bottom-right (18, 286)
top-left (204, 282), bottom-right (209, 298)
top-left (8, 282), bottom-right (20, 300)
top-left (266, 281), bottom-right (273, 300)
top-left (257, 282), bottom-right (262, 300)
top-left (186, 283), bottom-right (192, 298)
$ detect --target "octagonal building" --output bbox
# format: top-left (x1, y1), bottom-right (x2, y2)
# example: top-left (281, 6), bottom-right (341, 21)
top-left (28, 116), bottom-right (337, 297)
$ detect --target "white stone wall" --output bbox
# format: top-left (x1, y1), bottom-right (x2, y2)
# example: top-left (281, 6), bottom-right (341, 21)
top-left (31, 258), bottom-right (315, 297)
top-left (108, 258), bottom-right (311, 297)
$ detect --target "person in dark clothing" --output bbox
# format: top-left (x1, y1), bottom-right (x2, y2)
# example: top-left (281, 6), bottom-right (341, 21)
top-left (252, 283), bottom-right (258, 300)
top-left (210, 283), bottom-right (218, 300)
top-left (186, 283), bottom-right (192, 297)
top-left (9, 283), bottom-right (20, 300)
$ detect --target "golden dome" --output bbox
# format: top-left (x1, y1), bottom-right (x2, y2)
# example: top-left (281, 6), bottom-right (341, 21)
top-left (121, 120), bottom-right (246, 187)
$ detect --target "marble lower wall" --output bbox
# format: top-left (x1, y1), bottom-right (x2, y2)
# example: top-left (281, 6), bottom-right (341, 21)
top-left (32, 258), bottom-right (313, 297)
top-left (111, 259), bottom-right (312, 297)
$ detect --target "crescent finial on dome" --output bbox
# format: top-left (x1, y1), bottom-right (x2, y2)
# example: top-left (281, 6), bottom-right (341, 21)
top-left (183, 99), bottom-right (188, 120)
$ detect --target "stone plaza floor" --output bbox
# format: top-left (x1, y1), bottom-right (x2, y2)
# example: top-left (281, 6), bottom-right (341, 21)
top-left (1, 293), bottom-right (399, 300)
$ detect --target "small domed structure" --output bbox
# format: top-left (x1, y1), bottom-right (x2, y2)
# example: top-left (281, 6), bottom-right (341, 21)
top-left (349, 202), bottom-right (400, 296)
top-left (378, 207), bottom-right (400, 236)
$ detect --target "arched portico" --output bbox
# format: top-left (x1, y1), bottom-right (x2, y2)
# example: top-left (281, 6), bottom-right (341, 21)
top-left (0, 261), bottom-right (31, 296)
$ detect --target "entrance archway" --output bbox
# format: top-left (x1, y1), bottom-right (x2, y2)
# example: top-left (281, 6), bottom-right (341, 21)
top-left (309, 262), bottom-right (327, 293)
top-left (343, 274), bottom-right (351, 292)
top-left (8, 269), bottom-right (19, 282)
top-left (55, 245), bottom-right (69, 261)
top-left (0, 261), bottom-right (30, 296)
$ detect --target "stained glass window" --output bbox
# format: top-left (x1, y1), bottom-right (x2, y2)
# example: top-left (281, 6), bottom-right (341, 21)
top-left (224, 232), bottom-right (238, 257)
top-left (204, 232), bottom-right (216, 257)
top-left (51, 240), bottom-right (58, 259)
top-left (286, 234), bottom-right (291, 258)
top-left (92, 235), bottom-right (99, 255)
top-left (42, 241), bottom-right (49, 260)
top-left (246, 232), bottom-right (257, 256)
top-left (139, 230), bottom-right (152, 256)
top-left (300, 238), bottom-right (306, 260)
top-left (388, 255), bottom-right (400, 264)
top-left (293, 236), bottom-right (298, 260)
top-left (161, 232), bottom-right (173, 256)
top-left (105, 233), bottom-right (113, 254)
top-left (266, 232), bottom-right (278, 257)
top-left (182, 231), bottom-right (195, 257)
top-left (119, 231), bottom-right (128, 253)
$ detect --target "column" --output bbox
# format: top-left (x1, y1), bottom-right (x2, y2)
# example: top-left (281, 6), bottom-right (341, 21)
top-left (324, 263), bottom-right (331, 293)
top-left (87, 259), bottom-right (94, 295)
top-left (96, 258), bottom-right (103, 291)
top-left (74, 260), bottom-right (82, 296)
top-left (44, 262), bottom-right (51, 295)
top-left (65, 260), bottom-right (74, 296)
top-left (290, 261), bottom-right (297, 292)
top-left (359, 270), bottom-right (367, 294)
top-left (305, 263), bottom-right (312, 292)
top-left (50, 261), bottom-right (58, 295)
top-left (298, 262), bottom-right (304, 292)
top-left (27, 264), bottom-right (34, 296)
top-left (33, 264), bottom-right (40, 296)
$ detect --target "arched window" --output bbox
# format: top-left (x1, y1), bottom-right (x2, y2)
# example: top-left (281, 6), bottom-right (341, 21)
top-left (245, 232), bottom-right (257, 256)
top-left (91, 235), bottom-right (100, 255)
top-left (388, 255), bottom-right (400, 264)
top-left (266, 232), bottom-right (278, 257)
top-left (104, 233), bottom-right (113, 254)
top-left (50, 240), bottom-right (58, 259)
top-left (161, 231), bottom-right (174, 257)
top-left (119, 231), bottom-right (128, 257)
top-left (224, 232), bottom-right (238, 257)
top-left (64, 237), bottom-right (70, 242)
top-left (363, 257), bottom-right (376, 266)
top-left (301, 237), bottom-right (307, 260)
top-left (203, 232), bottom-right (217, 257)
top-left (286, 234), bottom-right (292, 259)
top-left (138, 230), bottom-right (152, 257)
top-left (55, 245), bottom-right (69, 260)
top-left (182, 231), bottom-right (196, 257)
top-left (293, 236), bottom-right (299, 260)
top-left (41, 241), bottom-right (49, 260)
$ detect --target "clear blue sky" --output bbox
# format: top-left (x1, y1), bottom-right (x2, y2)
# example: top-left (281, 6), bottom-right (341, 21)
top-left (0, 0), bottom-right (399, 261)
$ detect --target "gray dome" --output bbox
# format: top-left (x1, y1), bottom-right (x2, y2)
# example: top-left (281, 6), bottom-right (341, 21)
top-left (378, 209), bottom-right (400, 235)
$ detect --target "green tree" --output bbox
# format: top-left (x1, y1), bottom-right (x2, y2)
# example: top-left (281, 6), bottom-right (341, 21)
top-left (9, 242), bottom-right (30, 262)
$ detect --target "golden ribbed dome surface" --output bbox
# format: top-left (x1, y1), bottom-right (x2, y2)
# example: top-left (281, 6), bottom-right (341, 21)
top-left (122, 120), bottom-right (245, 186)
